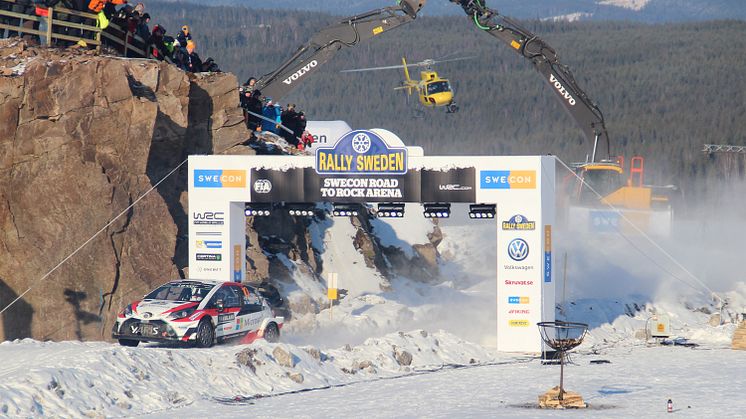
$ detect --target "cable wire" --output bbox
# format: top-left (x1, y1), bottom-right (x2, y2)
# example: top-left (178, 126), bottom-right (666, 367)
top-left (0, 158), bottom-right (189, 317)
top-left (555, 158), bottom-right (722, 302)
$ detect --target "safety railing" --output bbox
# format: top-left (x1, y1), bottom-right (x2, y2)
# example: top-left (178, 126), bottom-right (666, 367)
top-left (0, 0), bottom-right (153, 58)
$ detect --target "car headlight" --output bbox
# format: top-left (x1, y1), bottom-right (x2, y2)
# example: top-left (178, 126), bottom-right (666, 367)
top-left (169, 308), bottom-right (196, 320)
top-left (123, 304), bottom-right (134, 317)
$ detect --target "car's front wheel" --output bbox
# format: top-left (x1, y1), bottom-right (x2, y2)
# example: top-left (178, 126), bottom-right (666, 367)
top-left (119, 339), bottom-right (139, 347)
top-left (263, 322), bottom-right (280, 343)
top-left (195, 319), bottom-right (215, 348)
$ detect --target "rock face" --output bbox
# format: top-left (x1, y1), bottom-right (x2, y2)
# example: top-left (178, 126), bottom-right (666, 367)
top-left (0, 40), bottom-right (249, 341)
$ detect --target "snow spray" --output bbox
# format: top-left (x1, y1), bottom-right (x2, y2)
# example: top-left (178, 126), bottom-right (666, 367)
top-left (667, 399), bottom-right (673, 413)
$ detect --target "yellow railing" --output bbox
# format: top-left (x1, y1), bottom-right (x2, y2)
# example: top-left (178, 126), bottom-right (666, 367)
top-left (0, 0), bottom-right (152, 58)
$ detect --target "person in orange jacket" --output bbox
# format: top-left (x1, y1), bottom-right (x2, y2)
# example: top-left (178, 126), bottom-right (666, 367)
top-left (88, 0), bottom-right (127, 14)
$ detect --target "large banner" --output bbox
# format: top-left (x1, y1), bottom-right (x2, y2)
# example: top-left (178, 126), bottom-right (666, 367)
top-left (188, 128), bottom-right (556, 354)
top-left (248, 130), bottom-right (476, 203)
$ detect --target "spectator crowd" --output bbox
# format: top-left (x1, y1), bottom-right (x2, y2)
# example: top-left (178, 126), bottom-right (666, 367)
top-left (240, 77), bottom-right (315, 151)
top-left (0, 0), bottom-right (220, 73)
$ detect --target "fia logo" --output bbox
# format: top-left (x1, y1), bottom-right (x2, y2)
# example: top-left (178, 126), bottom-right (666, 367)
top-left (253, 179), bottom-right (272, 194)
top-left (508, 238), bottom-right (529, 262)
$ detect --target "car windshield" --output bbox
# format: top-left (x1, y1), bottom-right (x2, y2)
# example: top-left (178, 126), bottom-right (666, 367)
top-left (144, 283), bottom-right (214, 302)
top-left (426, 81), bottom-right (450, 95)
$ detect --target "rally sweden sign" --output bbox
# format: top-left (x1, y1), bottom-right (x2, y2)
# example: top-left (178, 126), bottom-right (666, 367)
top-left (316, 130), bottom-right (407, 175)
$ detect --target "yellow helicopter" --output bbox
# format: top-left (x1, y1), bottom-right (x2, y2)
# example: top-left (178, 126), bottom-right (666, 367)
top-left (341, 56), bottom-right (474, 113)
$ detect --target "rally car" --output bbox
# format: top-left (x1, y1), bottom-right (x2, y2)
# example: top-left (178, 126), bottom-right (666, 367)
top-left (112, 279), bottom-right (284, 348)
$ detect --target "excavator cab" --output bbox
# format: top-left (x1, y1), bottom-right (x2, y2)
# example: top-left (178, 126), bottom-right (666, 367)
top-left (565, 157), bottom-right (674, 236)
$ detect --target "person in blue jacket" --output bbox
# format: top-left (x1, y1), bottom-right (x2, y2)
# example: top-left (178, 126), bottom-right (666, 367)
top-left (261, 99), bottom-right (282, 134)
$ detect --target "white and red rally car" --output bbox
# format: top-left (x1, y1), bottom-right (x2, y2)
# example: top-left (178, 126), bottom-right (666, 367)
top-left (112, 279), bottom-right (284, 348)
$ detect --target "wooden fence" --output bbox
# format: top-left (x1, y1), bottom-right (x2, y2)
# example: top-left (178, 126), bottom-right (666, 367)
top-left (0, 0), bottom-right (152, 58)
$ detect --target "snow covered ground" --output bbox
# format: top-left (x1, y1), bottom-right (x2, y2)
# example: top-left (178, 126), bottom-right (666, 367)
top-left (2, 202), bottom-right (745, 417)
top-left (158, 346), bottom-right (746, 418)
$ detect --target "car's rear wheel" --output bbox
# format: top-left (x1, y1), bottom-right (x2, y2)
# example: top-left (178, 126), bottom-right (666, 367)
top-left (195, 319), bottom-right (215, 348)
top-left (119, 339), bottom-right (139, 347)
top-left (263, 322), bottom-right (280, 343)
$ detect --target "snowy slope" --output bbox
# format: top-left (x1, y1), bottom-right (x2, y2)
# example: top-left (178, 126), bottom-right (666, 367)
top-left (0, 331), bottom-right (493, 417)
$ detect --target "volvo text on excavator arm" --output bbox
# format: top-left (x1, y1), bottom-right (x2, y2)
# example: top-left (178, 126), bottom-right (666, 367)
top-left (449, 0), bottom-right (610, 162)
top-left (254, 0), bottom-right (427, 101)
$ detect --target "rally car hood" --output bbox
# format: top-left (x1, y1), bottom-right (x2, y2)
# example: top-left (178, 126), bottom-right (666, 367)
top-left (134, 300), bottom-right (198, 319)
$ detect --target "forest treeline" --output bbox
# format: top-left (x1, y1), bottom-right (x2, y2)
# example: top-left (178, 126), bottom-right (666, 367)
top-left (147, 2), bottom-right (745, 203)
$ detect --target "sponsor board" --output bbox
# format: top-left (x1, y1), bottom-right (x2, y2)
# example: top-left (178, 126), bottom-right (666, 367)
top-left (193, 212), bottom-right (225, 226)
top-left (249, 167), bottom-right (421, 203)
top-left (504, 279), bottom-right (534, 286)
top-left (544, 225), bottom-right (552, 283)
top-left (509, 320), bottom-right (531, 327)
top-left (590, 210), bottom-right (620, 232)
top-left (421, 168), bottom-right (476, 202)
top-left (480, 170), bottom-right (536, 189)
top-left (194, 170), bottom-right (246, 188)
top-left (196, 253), bottom-right (222, 262)
top-left (196, 240), bottom-right (222, 249)
top-left (508, 238), bottom-right (529, 261)
top-left (508, 309), bottom-right (531, 315)
top-left (217, 313), bottom-right (235, 325)
top-left (502, 214), bottom-right (536, 231)
top-left (195, 231), bottom-right (222, 237)
top-left (316, 130), bottom-right (407, 175)
top-left (253, 179), bottom-right (272, 194)
top-left (194, 266), bottom-right (223, 273)
top-left (233, 245), bottom-right (242, 282)
top-left (508, 296), bottom-right (530, 304)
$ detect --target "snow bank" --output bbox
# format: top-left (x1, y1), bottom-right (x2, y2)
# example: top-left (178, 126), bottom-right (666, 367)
top-left (0, 330), bottom-right (493, 417)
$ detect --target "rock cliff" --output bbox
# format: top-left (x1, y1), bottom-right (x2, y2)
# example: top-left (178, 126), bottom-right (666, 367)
top-left (0, 40), bottom-right (248, 341)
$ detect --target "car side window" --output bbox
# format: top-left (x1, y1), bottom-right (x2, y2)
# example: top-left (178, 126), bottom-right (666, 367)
top-left (224, 286), bottom-right (243, 309)
top-left (207, 286), bottom-right (231, 308)
top-left (240, 286), bottom-right (264, 314)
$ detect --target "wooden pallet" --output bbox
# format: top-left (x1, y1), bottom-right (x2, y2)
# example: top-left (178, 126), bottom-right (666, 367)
top-left (732, 321), bottom-right (746, 350)
top-left (539, 386), bottom-right (587, 409)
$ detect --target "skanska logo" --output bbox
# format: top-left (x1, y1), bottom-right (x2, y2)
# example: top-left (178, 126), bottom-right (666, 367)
top-left (508, 238), bottom-right (529, 262)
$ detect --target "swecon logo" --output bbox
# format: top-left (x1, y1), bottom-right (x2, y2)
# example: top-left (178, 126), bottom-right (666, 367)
top-left (194, 170), bottom-right (246, 188)
top-left (480, 171), bottom-right (536, 189)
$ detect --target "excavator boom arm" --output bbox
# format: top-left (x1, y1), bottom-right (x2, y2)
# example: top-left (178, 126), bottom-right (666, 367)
top-left (255, 1), bottom-right (426, 101)
top-left (450, 0), bottom-right (610, 161)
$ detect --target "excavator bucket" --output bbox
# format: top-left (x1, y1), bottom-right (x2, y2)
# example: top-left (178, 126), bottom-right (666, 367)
top-left (399, 0), bottom-right (426, 18)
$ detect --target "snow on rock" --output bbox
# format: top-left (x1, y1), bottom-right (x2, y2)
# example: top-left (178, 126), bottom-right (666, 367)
top-left (0, 330), bottom-right (494, 417)
top-left (369, 204), bottom-right (437, 258)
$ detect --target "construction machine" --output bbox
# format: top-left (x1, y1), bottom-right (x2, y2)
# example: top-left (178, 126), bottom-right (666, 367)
top-left (249, 0), bottom-right (673, 234)
top-left (448, 0), bottom-right (674, 235)
top-left (252, 0), bottom-right (426, 101)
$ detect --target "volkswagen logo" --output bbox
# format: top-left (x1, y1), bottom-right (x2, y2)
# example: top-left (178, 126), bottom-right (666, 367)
top-left (253, 179), bottom-right (272, 194)
top-left (508, 239), bottom-right (529, 262)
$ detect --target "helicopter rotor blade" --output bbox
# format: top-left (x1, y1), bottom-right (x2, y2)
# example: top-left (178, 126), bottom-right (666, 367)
top-left (428, 56), bottom-right (477, 65)
top-left (340, 63), bottom-right (421, 73)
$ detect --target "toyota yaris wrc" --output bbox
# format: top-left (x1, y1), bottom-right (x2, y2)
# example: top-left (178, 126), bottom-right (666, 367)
top-left (112, 279), bottom-right (284, 348)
